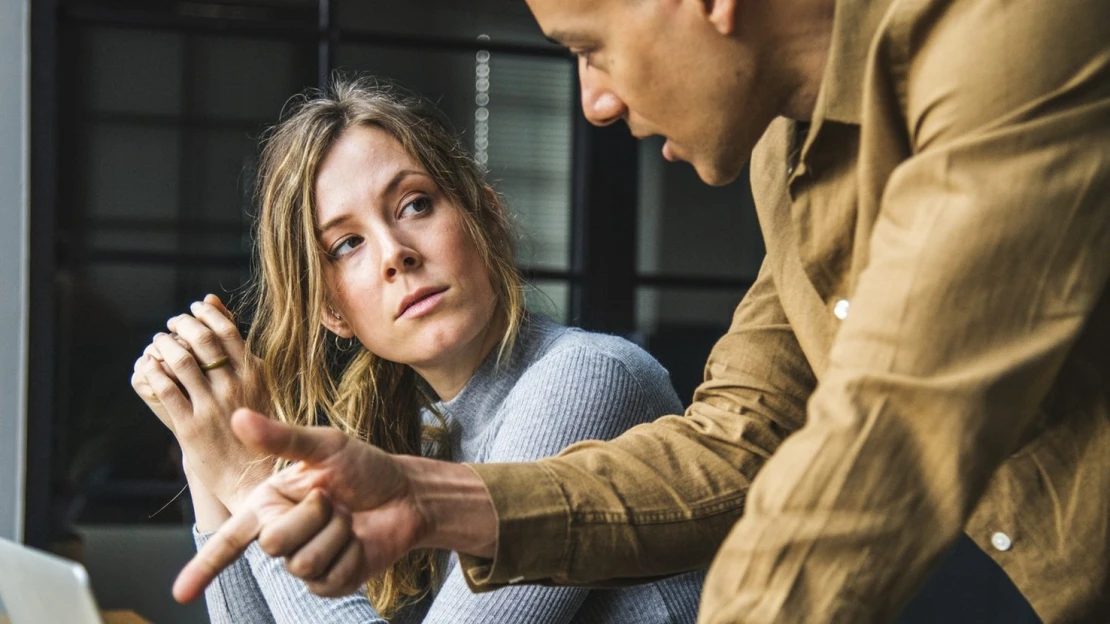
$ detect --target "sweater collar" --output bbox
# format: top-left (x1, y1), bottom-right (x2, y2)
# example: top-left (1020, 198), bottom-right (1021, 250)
top-left (431, 315), bottom-right (564, 435)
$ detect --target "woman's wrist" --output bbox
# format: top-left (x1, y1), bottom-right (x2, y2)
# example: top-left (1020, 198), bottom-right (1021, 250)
top-left (396, 455), bottom-right (497, 558)
top-left (184, 461), bottom-right (232, 532)
top-left (221, 462), bottom-right (273, 517)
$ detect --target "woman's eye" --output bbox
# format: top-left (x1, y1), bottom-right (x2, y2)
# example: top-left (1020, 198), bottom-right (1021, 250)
top-left (330, 235), bottom-right (363, 259)
top-left (400, 196), bottom-right (433, 218)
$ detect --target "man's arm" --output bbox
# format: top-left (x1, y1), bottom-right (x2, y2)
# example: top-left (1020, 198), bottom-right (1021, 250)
top-left (697, 1), bottom-right (1110, 621)
top-left (461, 258), bottom-right (817, 588)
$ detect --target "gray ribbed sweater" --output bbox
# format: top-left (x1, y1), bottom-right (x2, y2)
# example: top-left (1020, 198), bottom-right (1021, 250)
top-left (196, 315), bottom-right (705, 623)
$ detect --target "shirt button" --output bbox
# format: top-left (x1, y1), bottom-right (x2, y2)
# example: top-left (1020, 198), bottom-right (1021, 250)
top-left (832, 298), bottom-right (850, 320)
top-left (990, 531), bottom-right (1012, 552)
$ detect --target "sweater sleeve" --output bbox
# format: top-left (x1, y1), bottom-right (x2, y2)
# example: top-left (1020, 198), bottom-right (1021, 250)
top-left (241, 541), bottom-right (388, 624)
top-left (194, 527), bottom-right (276, 624)
top-left (195, 525), bottom-right (387, 624)
top-left (422, 342), bottom-right (687, 624)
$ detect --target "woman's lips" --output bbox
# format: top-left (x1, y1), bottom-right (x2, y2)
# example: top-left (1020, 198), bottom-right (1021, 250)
top-left (399, 288), bottom-right (447, 319)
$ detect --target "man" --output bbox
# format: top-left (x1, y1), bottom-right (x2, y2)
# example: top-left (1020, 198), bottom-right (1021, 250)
top-left (175, 0), bottom-right (1110, 621)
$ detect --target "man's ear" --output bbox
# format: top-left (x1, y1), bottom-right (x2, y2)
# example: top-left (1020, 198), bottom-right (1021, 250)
top-left (704, 0), bottom-right (738, 35)
top-left (320, 307), bottom-right (355, 339)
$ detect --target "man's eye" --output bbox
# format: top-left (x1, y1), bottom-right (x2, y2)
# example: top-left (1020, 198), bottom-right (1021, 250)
top-left (330, 236), bottom-right (363, 259)
top-left (401, 196), bottom-right (433, 217)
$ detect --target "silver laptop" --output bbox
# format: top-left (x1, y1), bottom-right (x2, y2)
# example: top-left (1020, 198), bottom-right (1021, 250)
top-left (0, 537), bottom-right (104, 624)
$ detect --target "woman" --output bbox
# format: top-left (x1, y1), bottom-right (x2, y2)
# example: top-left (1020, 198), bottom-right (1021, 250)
top-left (132, 78), bottom-right (704, 623)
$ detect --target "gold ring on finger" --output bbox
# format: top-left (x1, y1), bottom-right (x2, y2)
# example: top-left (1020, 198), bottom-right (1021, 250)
top-left (199, 355), bottom-right (230, 372)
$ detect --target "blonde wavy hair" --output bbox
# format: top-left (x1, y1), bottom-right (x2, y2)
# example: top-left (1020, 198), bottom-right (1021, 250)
top-left (241, 76), bottom-right (526, 618)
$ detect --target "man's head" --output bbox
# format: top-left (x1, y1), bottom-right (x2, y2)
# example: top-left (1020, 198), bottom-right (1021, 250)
top-left (528, 0), bottom-right (832, 186)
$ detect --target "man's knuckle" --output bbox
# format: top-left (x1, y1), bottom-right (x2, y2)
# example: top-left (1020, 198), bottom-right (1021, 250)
top-left (257, 532), bottom-right (283, 556)
top-left (292, 553), bottom-right (322, 578)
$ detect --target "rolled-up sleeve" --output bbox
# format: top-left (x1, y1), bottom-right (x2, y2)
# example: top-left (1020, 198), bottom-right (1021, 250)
top-left (699, 2), bottom-right (1110, 621)
top-left (462, 258), bottom-right (816, 589)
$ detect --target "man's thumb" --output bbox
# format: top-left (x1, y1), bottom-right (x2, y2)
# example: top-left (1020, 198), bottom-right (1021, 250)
top-left (231, 408), bottom-right (340, 464)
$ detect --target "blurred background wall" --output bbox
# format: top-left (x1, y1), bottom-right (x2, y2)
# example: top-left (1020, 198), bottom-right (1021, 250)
top-left (1, 0), bottom-right (30, 546)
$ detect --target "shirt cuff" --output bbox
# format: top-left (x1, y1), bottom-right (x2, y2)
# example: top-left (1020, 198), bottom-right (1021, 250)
top-left (459, 462), bottom-right (572, 591)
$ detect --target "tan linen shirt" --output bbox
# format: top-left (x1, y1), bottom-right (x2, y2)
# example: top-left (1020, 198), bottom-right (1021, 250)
top-left (462, 0), bottom-right (1110, 621)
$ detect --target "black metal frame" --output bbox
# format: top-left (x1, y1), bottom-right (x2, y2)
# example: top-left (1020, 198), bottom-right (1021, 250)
top-left (26, 0), bottom-right (59, 549)
top-left (569, 92), bottom-right (639, 332)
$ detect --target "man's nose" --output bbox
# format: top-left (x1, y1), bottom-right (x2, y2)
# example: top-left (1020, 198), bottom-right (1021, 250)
top-left (579, 68), bottom-right (625, 127)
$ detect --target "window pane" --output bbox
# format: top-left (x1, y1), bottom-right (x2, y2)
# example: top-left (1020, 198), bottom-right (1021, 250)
top-left (55, 264), bottom-right (249, 525)
top-left (80, 123), bottom-right (181, 221)
top-left (636, 286), bottom-right (745, 335)
top-left (526, 279), bottom-right (570, 325)
top-left (85, 226), bottom-right (244, 257)
top-left (485, 55), bottom-right (573, 271)
top-left (637, 137), bottom-right (764, 279)
top-left (191, 128), bottom-right (262, 223)
top-left (337, 45), bottom-right (574, 271)
top-left (190, 34), bottom-right (315, 121)
top-left (337, 0), bottom-right (556, 48)
top-left (636, 287), bottom-right (744, 402)
top-left (80, 264), bottom-right (248, 327)
top-left (78, 27), bottom-right (185, 116)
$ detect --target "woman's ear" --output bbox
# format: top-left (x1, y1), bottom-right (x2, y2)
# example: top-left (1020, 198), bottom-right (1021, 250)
top-left (320, 307), bottom-right (355, 338)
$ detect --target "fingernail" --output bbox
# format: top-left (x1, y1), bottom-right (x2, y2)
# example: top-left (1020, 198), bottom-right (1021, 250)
top-left (190, 301), bottom-right (202, 312)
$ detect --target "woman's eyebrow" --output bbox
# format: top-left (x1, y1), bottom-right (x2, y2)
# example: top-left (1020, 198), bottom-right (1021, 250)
top-left (380, 169), bottom-right (428, 200)
top-left (317, 213), bottom-right (351, 236)
top-left (317, 169), bottom-right (430, 234)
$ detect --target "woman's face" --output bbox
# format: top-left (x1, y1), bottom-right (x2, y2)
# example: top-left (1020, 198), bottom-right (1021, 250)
top-left (314, 124), bottom-right (499, 371)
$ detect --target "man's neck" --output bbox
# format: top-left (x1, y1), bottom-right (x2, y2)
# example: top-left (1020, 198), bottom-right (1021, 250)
top-left (755, 0), bottom-right (837, 121)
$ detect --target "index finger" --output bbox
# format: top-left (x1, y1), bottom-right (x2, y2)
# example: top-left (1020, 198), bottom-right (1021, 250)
top-left (173, 507), bottom-right (262, 603)
top-left (204, 293), bottom-right (234, 322)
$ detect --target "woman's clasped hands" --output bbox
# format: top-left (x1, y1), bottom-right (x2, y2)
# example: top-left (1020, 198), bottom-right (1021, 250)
top-left (130, 294), bottom-right (273, 519)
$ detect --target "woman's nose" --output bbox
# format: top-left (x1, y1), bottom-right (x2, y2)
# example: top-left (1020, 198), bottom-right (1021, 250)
top-left (381, 238), bottom-right (421, 280)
